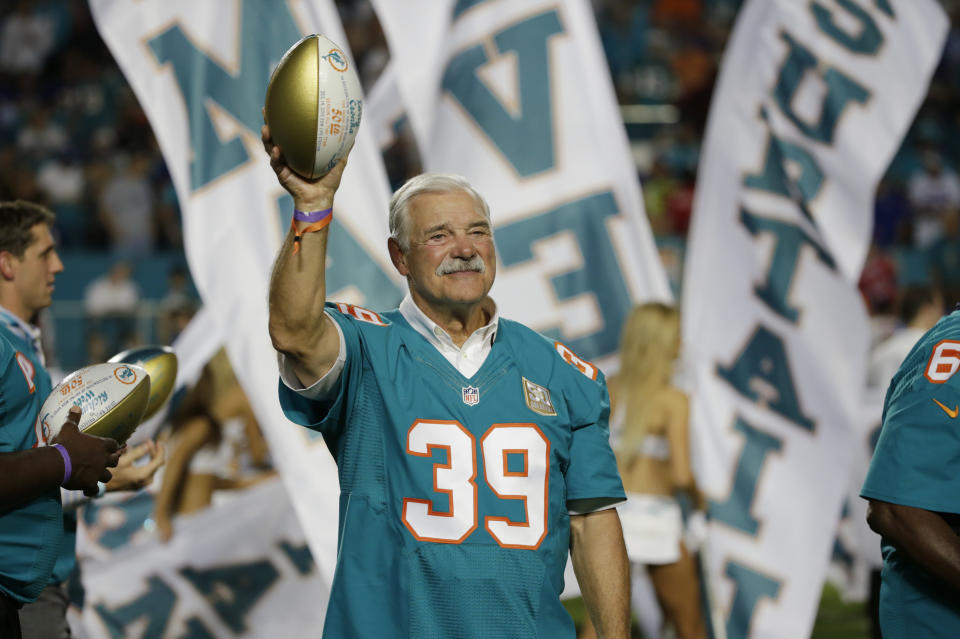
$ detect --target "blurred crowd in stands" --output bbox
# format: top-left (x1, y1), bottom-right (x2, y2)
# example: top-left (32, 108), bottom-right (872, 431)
top-left (2, 0), bottom-right (959, 363)
top-left (0, 0), bottom-right (181, 254)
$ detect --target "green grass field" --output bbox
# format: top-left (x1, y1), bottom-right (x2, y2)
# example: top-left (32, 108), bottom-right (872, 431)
top-left (811, 584), bottom-right (871, 639)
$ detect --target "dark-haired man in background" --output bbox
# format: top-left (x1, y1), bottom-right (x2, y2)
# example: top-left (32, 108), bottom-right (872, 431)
top-left (0, 199), bottom-right (122, 638)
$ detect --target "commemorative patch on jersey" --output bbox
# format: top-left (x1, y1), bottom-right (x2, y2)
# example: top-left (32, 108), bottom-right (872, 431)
top-left (462, 385), bottom-right (479, 406)
top-left (523, 377), bottom-right (556, 416)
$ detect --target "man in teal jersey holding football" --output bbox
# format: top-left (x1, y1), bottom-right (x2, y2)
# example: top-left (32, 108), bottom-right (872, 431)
top-left (0, 201), bottom-right (165, 639)
top-left (0, 200), bottom-right (122, 638)
top-left (264, 127), bottom-right (630, 638)
top-left (862, 306), bottom-right (960, 637)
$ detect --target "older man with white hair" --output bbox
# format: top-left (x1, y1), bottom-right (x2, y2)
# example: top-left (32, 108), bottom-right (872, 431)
top-left (264, 124), bottom-right (630, 638)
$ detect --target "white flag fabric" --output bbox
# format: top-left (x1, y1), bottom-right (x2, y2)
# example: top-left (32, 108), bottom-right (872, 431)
top-left (370, 0), bottom-right (671, 368)
top-left (681, 2), bottom-right (946, 637)
top-left (77, 480), bottom-right (326, 638)
top-left (826, 389), bottom-right (884, 602)
top-left (365, 61), bottom-right (406, 151)
top-left (89, 0), bottom-right (405, 602)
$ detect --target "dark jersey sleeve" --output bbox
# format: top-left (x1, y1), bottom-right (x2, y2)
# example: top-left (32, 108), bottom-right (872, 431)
top-left (862, 378), bottom-right (960, 514)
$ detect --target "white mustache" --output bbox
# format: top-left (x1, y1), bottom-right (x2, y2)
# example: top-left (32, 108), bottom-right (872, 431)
top-left (436, 255), bottom-right (486, 276)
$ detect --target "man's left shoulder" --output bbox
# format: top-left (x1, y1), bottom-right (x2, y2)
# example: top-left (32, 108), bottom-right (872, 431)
top-left (498, 319), bottom-right (603, 384)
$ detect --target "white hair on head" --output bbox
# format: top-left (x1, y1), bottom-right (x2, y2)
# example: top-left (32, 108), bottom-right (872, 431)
top-left (388, 173), bottom-right (491, 251)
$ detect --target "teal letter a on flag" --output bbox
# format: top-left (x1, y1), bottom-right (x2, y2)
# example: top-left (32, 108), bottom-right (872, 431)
top-left (442, 10), bottom-right (564, 177)
top-left (147, 1), bottom-right (301, 191)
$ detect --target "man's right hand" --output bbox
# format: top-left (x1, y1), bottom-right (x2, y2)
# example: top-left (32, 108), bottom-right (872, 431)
top-left (51, 407), bottom-right (122, 496)
top-left (261, 115), bottom-right (350, 213)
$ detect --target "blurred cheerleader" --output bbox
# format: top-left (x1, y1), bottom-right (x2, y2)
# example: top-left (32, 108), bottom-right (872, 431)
top-left (581, 302), bottom-right (706, 639)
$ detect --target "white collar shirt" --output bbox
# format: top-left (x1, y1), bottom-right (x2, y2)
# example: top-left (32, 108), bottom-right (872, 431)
top-left (280, 294), bottom-right (499, 397)
top-left (398, 294), bottom-right (498, 379)
top-left (0, 304), bottom-right (44, 365)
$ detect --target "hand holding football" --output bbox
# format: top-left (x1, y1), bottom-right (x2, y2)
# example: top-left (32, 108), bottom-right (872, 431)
top-left (264, 34), bottom-right (363, 179)
top-left (40, 363), bottom-right (151, 446)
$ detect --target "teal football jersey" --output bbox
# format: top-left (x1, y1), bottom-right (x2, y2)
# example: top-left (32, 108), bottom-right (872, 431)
top-left (0, 323), bottom-right (61, 603)
top-left (280, 303), bottom-right (625, 638)
top-left (50, 510), bottom-right (78, 585)
top-left (861, 309), bottom-right (960, 636)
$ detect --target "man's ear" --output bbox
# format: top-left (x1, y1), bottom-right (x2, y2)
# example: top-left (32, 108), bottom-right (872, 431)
top-left (387, 238), bottom-right (409, 276)
top-left (0, 251), bottom-right (18, 281)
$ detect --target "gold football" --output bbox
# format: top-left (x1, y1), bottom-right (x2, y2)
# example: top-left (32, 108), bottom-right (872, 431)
top-left (40, 363), bottom-right (151, 445)
top-left (109, 345), bottom-right (178, 421)
top-left (264, 34), bottom-right (363, 179)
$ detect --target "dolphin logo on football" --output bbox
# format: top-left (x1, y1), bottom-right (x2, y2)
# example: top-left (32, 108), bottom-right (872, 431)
top-left (39, 413), bottom-right (52, 443)
top-left (114, 365), bottom-right (136, 384)
top-left (324, 48), bottom-right (348, 72)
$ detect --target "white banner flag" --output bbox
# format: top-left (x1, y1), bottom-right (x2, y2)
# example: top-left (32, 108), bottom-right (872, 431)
top-left (77, 480), bottom-right (326, 638)
top-left (681, 2), bottom-right (946, 637)
top-left (89, 0), bottom-right (404, 603)
top-left (369, 0), bottom-right (671, 367)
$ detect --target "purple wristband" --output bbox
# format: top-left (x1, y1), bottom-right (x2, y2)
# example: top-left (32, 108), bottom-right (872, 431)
top-left (293, 208), bottom-right (333, 223)
top-left (52, 444), bottom-right (72, 484)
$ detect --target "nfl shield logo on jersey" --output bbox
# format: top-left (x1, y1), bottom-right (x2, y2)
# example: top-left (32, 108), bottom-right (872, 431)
top-left (462, 386), bottom-right (480, 406)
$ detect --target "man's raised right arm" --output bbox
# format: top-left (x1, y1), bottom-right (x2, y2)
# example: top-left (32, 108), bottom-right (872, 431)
top-left (263, 122), bottom-right (349, 388)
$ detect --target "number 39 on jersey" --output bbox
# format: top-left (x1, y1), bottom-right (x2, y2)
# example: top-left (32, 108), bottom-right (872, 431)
top-left (401, 420), bottom-right (550, 550)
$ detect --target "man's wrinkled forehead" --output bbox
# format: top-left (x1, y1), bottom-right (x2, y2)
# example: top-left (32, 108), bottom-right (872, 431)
top-left (409, 191), bottom-right (489, 226)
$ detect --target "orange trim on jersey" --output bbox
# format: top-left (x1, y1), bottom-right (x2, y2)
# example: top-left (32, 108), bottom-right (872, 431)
top-left (554, 340), bottom-right (598, 380)
top-left (501, 449), bottom-right (527, 477)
